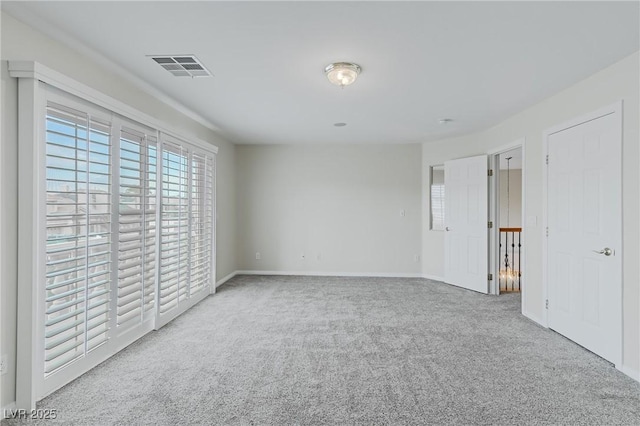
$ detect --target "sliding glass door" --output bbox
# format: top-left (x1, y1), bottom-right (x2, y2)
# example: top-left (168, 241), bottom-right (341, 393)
top-left (35, 85), bottom-right (217, 398)
top-left (157, 137), bottom-right (215, 325)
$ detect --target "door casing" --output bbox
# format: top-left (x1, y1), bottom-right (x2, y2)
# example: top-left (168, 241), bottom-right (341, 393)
top-left (488, 140), bottom-right (526, 300)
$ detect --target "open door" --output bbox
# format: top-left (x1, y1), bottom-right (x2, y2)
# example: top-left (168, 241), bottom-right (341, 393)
top-left (444, 155), bottom-right (489, 293)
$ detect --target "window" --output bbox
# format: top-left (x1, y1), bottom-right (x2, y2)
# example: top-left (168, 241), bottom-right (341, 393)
top-left (117, 126), bottom-right (158, 329)
top-left (44, 103), bottom-right (112, 375)
top-left (159, 141), bottom-right (189, 313)
top-left (158, 139), bottom-right (215, 317)
top-left (430, 165), bottom-right (445, 231)
top-left (189, 151), bottom-right (215, 296)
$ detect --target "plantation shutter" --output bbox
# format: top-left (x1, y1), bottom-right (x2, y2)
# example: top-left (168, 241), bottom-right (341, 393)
top-left (431, 184), bottom-right (445, 230)
top-left (144, 142), bottom-right (158, 313)
top-left (44, 103), bottom-right (112, 375)
top-left (189, 152), bottom-right (215, 294)
top-left (117, 126), bottom-right (158, 329)
top-left (17, 75), bottom-right (217, 403)
top-left (159, 141), bottom-right (190, 314)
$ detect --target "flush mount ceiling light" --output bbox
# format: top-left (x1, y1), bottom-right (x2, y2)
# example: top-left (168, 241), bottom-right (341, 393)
top-left (324, 62), bottom-right (361, 87)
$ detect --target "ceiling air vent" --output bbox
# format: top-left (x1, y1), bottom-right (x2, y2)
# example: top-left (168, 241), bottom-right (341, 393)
top-left (149, 55), bottom-right (212, 77)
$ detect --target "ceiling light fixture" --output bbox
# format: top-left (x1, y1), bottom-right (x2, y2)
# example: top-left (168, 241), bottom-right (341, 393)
top-left (324, 62), bottom-right (361, 87)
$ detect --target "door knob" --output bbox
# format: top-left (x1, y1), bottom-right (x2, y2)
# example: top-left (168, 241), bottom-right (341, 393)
top-left (445, 227), bottom-right (451, 231)
top-left (592, 247), bottom-right (613, 256)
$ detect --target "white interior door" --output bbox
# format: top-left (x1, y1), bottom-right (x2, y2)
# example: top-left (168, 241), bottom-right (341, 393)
top-left (546, 105), bottom-right (622, 365)
top-left (444, 155), bottom-right (488, 293)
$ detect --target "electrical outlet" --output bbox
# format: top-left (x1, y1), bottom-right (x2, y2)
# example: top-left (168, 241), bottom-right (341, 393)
top-left (0, 354), bottom-right (7, 376)
top-left (255, 252), bottom-right (261, 260)
top-left (414, 254), bottom-right (420, 262)
top-left (400, 209), bottom-right (406, 217)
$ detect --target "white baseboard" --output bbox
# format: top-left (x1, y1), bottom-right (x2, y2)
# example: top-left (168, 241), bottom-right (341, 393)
top-left (235, 270), bottom-right (424, 279)
top-left (216, 271), bottom-right (238, 288)
top-left (421, 274), bottom-right (445, 282)
top-left (2, 402), bottom-right (17, 419)
top-left (619, 365), bottom-right (640, 383)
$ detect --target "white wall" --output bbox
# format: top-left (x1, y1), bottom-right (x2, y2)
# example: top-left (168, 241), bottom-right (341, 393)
top-left (422, 51), bottom-right (639, 376)
top-left (498, 169), bottom-right (522, 228)
top-left (236, 144), bottom-right (422, 275)
top-left (215, 137), bottom-right (237, 284)
top-left (0, 11), bottom-right (237, 408)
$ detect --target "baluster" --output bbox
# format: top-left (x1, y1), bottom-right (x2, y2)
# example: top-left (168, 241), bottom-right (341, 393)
top-left (503, 231), bottom-right (509, 292)
top-left (498, 228), bottom-right (523, 293)
top-left (518, 231), bottom-right (521, 291)
top-left (511, 231), bottom-right (515, 291)
top-left (499, 233), bottom-right (503, 291)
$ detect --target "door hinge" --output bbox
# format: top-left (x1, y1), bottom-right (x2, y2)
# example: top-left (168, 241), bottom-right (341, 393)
top-left (488, 221), bottom-right (493, 229)
top-left (545, 299), bottom-right (549, 310)
top-left (488, 273), bottom-right (493, 281)
top-left (546, 227), bottom-right (549, 237)
top-left (488, 169), bottom-right (493, 177)
top-left (546, 154), bottom-right (549, 165)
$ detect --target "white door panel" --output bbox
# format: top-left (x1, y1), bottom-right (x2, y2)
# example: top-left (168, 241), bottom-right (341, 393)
top-left (547, 109), bottom-right (621, 365)
top-left (444, 155), bottom-right (488, 294)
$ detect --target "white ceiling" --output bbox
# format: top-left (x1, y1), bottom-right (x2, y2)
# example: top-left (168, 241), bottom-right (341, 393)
top-left (3, 1), bottom-right (638, 145)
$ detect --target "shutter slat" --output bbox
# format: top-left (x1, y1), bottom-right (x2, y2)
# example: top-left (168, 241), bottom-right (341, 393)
top-left (44, 338), bottom-right (84, 364)
top-left (118, 285), bottom-right (141, 302)
top-left (117, 297), bottom-right (142, 315)
top-left (117, 307), bottom-right (142, 327)
top-left (45, 306), bottom-right (85, 327)
top-left (46, 296), bottom-right (85, 315)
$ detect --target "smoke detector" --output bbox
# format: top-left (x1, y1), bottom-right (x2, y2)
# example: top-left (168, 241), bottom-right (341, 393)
top-left (149, 55), bottom-right (212, 77)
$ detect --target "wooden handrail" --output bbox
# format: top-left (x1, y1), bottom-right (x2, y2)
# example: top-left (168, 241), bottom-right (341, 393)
top-left (499, 227), bottom-right (522, 232)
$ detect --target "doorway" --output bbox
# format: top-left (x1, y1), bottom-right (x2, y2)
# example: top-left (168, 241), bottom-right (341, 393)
top-left (436, 148), bottom-right (525, 297)
top-left (497, 148), bottom-right (523, 294)
top-left (489, 143), bottom-right (525, 297)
